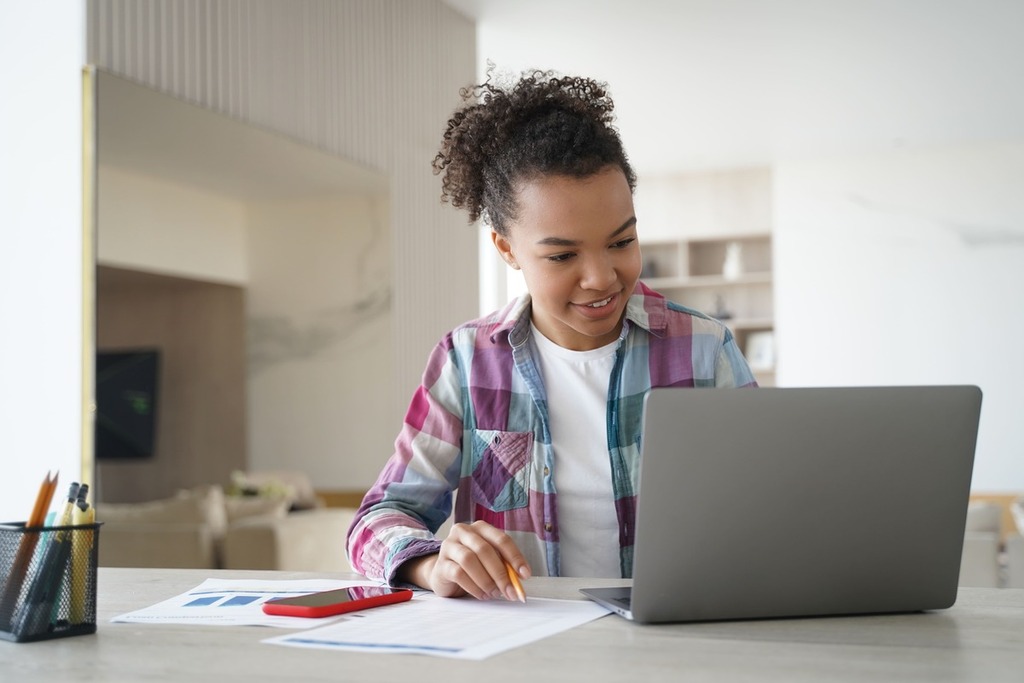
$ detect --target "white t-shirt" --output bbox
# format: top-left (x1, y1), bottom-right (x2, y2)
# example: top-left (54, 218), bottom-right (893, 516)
top-left (529, 324), bottom-right (620, 578)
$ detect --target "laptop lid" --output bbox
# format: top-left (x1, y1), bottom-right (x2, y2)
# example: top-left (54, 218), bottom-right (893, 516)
top-left (584, 385), bottom-right (982, 624)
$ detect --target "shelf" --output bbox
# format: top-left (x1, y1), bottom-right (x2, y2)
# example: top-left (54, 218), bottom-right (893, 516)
top-left (644, 272), bottom-right (772, 290)
top-left (719, 317), bottom-right (774, 331)
top-left (638, 169), bottom-right (775, 383)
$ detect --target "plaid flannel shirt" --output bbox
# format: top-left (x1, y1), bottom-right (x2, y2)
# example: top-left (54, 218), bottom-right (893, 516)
top-left (347, 281), bottom-right (757, 582)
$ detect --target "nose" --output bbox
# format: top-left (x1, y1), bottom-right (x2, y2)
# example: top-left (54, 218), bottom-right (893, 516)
top-left (579, 252), bottom-right (617, 291)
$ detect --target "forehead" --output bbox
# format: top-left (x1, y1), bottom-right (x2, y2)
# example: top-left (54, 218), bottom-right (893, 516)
top-left (511, 167), bottom-right (634, 239)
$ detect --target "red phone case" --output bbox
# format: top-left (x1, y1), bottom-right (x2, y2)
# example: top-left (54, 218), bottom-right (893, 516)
top-left (262, 587), bottom-right (412, 618)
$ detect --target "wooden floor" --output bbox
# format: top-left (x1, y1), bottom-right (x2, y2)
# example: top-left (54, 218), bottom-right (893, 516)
top-left (969, 492), bottom-right (1022, 542)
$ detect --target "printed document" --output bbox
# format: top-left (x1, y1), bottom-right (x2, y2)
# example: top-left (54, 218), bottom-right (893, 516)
top-left (110, 577), bottom-right (372, 628)
top-left (263, 591), bottom-right (611, 660)
top-left (111, 577), bottom-right (611, 658)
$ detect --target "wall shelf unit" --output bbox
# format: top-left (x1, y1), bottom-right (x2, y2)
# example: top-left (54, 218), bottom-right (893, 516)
top-left (642, 233), bottom-right (775, 385)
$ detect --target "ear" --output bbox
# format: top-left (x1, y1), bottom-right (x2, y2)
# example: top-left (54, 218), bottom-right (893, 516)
top-left (491, 230), bottom-right (520, 270)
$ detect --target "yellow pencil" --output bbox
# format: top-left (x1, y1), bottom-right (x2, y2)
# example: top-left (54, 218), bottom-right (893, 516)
top-left (505, 562), bottom-right (526, 603)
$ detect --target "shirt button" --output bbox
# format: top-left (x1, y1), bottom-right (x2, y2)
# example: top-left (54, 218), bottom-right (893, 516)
top-left (544, 522), bottom-right (553, 532)
top-left (543, 466), bottom-right (550, 477)
top-left (493, 435), bottom-right (501, 445)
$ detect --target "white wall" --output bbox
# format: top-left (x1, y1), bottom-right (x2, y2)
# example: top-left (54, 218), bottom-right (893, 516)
top-left (89, 0), bottom-right (477, 493)
top-left (247, 195), bottom-right (393, 487)
top-left (0, 2), bottom-right (87, 521)
top-left (635, 168), bottom-right (773, 241)
top-left (774, 142), bottom-right (1024, 491)
top-left (96, 158), bottom-right (393, 492)
top-left (88, 0), bottom-right (478, 423)
top-left (97, 165), bottom-right (248, 284)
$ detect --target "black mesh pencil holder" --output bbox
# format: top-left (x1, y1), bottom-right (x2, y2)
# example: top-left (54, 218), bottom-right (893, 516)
top-left (0, 521), bottom-right (102, 642)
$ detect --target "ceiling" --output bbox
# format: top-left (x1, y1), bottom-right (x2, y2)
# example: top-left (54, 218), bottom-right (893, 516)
top-left (442, 0), bottom-right (1024, 175)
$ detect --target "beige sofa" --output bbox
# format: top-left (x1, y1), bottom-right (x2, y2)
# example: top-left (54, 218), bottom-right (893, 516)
top-left (96, 478), bottom-right (356, 572)
top-left (1007, 497), bottom-right (1024, 588)
top-left (221, 505), bottom-right (356, 571)
top-left (960, 501), bottom-right (1004, 587)
top-left (959, 498), bottom-right (1024, 588)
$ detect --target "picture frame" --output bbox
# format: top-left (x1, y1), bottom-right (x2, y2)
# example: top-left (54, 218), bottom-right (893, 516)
top-left (745, 331), bottom-right (775, 372)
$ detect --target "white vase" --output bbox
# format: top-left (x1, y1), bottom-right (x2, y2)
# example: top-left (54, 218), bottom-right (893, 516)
top-left (722, 242), bottom-right (743, 280)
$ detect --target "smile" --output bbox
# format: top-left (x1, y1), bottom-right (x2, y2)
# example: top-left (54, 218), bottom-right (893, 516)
top-left (573, 294), bottom-right (619, 318)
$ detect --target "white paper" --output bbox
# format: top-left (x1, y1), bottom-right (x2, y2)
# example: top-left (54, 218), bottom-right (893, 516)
top-left (110, 578), bottom-right (387, 628)
top-left (262, 592), bottom-right (611, 660)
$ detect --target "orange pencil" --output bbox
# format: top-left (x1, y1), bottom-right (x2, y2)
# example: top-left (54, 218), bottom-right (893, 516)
top-left (0, 471), bottom-right (60, 628)
top-left (27, 471), bottom-right (59, 527)
top-left (505, 562), bottom-right (527, 603)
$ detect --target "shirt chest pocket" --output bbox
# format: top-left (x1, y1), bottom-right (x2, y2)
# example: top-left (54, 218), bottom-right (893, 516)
top-left (469, 429), bottom-right (533, 512)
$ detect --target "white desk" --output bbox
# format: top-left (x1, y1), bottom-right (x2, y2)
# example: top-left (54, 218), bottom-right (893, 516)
top-left (5, 568), bottom-right (1023, 682)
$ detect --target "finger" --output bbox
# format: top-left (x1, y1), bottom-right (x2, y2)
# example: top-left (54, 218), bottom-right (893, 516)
top-left (435, 540), bottom-right (502, 600)
top-left (430, 554), bottom-right (479, 599)
top-left (470, 521), bottom-right (532, 579)
top-left (461, 523), bottom-right (529, 601)
top-left (406, 554), bottom-right (467, 599)
top-left (453, 532), bottom-right (514, 599)
top-left (433, 525), bottom-right (504, 599)
top-left (436, 524), bottom-right (517, 600)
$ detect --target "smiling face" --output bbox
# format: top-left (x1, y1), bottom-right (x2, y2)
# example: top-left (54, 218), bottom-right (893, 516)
top-left (492, 165), bottom-right (642, 351)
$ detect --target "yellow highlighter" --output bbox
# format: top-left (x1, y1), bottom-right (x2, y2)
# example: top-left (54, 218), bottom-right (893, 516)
top-left (69, 486), bottom-right (94, 625)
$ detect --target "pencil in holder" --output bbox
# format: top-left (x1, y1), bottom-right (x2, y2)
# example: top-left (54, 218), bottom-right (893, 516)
top-left (0, 521), bottom-right (102, 643)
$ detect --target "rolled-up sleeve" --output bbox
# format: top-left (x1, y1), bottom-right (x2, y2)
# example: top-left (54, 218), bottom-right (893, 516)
top-left (346, 335), bottom-right (466, 583)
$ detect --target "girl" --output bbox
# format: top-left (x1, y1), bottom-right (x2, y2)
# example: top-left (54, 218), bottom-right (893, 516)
top-left (347, 70), bottom-right (757, 602)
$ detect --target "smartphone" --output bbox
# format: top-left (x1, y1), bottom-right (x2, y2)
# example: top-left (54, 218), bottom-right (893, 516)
top-left (262, 586), bottom-right (413, 618)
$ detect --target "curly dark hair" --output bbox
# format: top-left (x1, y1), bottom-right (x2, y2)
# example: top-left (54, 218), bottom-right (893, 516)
top-left (432, 69), bottom-right (637, 236)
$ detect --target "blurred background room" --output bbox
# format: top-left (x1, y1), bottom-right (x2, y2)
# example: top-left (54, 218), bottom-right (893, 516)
top-left (2, 0), bottom-right (1021, 583)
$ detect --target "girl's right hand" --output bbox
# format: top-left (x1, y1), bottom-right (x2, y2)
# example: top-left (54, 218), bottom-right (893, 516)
top-left (402, 520), bottom-right (531, 601)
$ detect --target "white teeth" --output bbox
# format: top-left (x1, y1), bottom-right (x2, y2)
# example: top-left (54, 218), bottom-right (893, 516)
top-left (588, 297), bottom-right (613, 308)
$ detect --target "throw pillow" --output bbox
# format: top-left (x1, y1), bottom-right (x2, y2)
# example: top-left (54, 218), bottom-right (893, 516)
top-left (224, 495), bottom-right (290, 524)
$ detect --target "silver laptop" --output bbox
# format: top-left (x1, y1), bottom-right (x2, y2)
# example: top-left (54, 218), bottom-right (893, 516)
top-left (581, 385), bottom-right (983, 623)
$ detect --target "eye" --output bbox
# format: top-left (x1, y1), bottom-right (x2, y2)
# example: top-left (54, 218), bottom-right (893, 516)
top-left (546, 252), bottom-right (576, 263)
top-left (611, 237), bottom-right (636, 249)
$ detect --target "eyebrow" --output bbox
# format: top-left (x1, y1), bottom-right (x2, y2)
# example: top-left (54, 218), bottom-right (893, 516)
top-left (535, 216), bottom-right (638, 247)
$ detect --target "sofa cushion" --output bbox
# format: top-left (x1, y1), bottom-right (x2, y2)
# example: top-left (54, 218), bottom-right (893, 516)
top-left (224, 494), bottom-right (290, 523)
top-left (964, 502), bottom-right (1002, 533)
top-left (99, 523), bottom-right (219, 569)
top-left (222, 507), bottom-right (355, 571)
top-left (96, 485), bottom-right (228, 538)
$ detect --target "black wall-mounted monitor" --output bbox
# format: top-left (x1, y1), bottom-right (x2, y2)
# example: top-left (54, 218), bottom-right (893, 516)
top-left (95, 349), bottom-right (160, 460)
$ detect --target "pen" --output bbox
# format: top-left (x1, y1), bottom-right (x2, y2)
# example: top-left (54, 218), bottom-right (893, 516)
top-left (13, 482), bottom-right (81, 636)
top-left (505, 562), bottom-right (526, 603)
